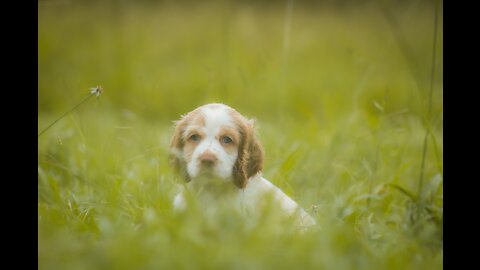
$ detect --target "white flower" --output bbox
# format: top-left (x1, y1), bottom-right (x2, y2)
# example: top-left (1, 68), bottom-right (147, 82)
top-left (90, 86), bottom-right (103, 97)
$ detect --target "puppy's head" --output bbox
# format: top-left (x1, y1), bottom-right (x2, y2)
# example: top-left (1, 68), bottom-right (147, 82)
top-left (169, 103), bottom-right (264, 188)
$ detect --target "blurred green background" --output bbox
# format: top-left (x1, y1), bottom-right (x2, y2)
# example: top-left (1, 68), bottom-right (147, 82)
top-left (38, 0), bottom-right (443, 269)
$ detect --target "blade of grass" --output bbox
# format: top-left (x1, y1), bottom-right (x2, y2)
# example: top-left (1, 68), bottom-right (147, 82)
top-left (418, 0), bottom-right (440, 201)
top-left (387, 183), bottom-right (417, 202)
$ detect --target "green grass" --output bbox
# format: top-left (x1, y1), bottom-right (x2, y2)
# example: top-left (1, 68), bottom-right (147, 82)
top-left (38, 1), bottom-right (443, 269)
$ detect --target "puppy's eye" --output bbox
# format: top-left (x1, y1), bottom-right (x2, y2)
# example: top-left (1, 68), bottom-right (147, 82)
top-left (220, 136), bottom-right (233, 144)
top-left (189, 134), bottom-right (200, 141)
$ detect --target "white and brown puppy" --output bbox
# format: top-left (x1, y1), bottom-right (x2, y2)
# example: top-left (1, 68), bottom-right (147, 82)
top-left (169, 103), bottom-right (316, 228)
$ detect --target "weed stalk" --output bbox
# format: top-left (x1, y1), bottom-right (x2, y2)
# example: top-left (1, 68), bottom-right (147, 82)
top-left (38, 86), bottom-right (102, 137)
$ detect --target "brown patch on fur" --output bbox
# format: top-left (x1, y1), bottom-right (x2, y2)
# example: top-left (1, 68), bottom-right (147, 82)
top-left (229, 109), bottom-right (264, 189)
top-left (191, 113), bottom-right (205, 127)
top-left (218, 126), bottom-right (240, 154)
top-left (169, 108), bottom-right (205, 182)
top-left (183, 129), bottom-right (205, 163)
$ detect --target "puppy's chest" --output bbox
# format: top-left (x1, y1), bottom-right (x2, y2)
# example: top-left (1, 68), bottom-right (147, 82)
top-left (186, 180), bottom-right (256, 212)
top-left (188, 179), bottom-right (239, 200)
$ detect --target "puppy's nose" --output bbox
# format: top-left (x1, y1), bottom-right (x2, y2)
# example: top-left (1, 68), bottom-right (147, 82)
top-left (199, 151), bottom-right (218, 166)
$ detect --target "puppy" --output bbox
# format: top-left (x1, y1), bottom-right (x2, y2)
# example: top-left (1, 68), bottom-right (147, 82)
top-left (169, 103), bottom-right (316, 228)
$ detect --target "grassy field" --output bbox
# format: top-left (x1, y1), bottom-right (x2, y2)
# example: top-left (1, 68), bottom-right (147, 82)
top-left (38, 1), bottom-right (443, 269)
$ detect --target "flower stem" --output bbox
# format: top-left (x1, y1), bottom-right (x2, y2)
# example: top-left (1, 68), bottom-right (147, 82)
top-left (38, 92), bottom-right (96, 137)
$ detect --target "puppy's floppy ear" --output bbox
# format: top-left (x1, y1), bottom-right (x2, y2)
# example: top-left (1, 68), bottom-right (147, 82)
top-left (233, 119), bottom-right (264, 189)
top-left (169, 115), bottom-right (191, 182)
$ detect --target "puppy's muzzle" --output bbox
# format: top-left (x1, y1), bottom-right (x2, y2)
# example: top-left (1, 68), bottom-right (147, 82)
top-left (199, 151), bottom-right (218, 167)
